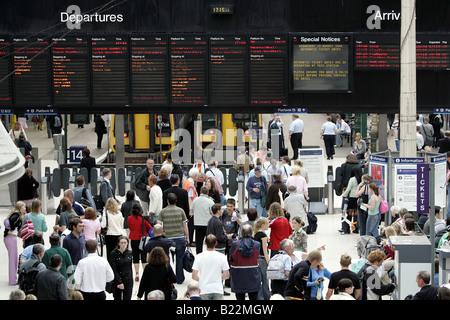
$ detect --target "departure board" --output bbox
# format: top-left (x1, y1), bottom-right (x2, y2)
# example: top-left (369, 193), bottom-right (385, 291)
top-left (0, 36), bottom-right (11, 106)
top-left (355, 35), bottom-right (400, 70)
top-left (52, 36), bottom-right (90, 106)
top-left (291, 34), bottom-right (351, 92)
top-left (170, 35), bottom-right (208, 106)
top-left (13, 36), bottom-right (51, 106)
top-left (91, 36), bottom-right (129, 106)
top-left (209, 35), bottom-right (247, 106)
top-left (249, 36), bottom-right (287, 105)
top-left (355, 34), bottom-right (450, 70)
top-left (130, 35), bottom-right (169, 106)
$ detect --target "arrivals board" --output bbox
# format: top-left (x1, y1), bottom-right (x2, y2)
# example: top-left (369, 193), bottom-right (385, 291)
top-left (354, 34), bottom-right (400, 69)
top-left (291, 34), bottom-right (351, 92)
top-left (170, 35), bottom-right (208, 106)
top-left (249, 36), bottom-right (287, 105)
top-left (130, 35), bottom-right (169, 106)
top-left (13, 36), bottom-right (51, 106)
top-left (416, 35), bottom-right (450, 70)
top-left (355, 34), bottom-right (450, 70)
top-left (0, 36), bottom-right (11, 106)
top-left (52, 36), bottom-right (90, 106)
top-left (209, 35), bottom-right (247, 106)
top-left (91, 36), bottom-right (129, 106)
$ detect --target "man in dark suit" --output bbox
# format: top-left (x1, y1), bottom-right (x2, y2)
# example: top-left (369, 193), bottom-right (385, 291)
top-left (405, 271), bottom-right (438, 300)
top-left (35, 254), bottom-right (68, 300)
top-left (438, 131), bottom-right (450, 154)
top-left (163, 174), bottom-right (192, 244)
top-left (80, 148), bottom-right (96, 183)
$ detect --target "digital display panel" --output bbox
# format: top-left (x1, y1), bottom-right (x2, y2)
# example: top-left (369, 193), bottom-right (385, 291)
top-left (209, 35), bottom-right (247, 106)
top-left (249, 36), bottom-right (287, 105)
top-left (355, 34), bottom-right (450, 70)
top-left (170, 35), bottom-right (208, 106)
top-left (291, 34), bottom-right (351, 92)
top-left (52, 36), bottom-right (90, 106)
top-left (0, 36), bottom-right (11, 106)
top-left (131, 35), bottom-right (169, 106)
top-left (13, 36), bottom-right (51, 105)
top-left (91, 36), bottom-right (129, 106)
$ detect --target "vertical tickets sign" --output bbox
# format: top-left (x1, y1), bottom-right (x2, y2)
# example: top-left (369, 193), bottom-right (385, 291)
top-left (416, 163), bottom-right (429, 214)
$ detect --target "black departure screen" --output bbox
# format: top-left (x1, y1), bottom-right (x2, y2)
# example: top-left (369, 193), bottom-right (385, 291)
top-left (52, 36), bottom-right (90, 106)
top-left (209, 35), bottom-right (248, 106)
top-left (130, 35), bottom-right (169, 106)
top-left (170, 35), bottom-right (208, 106)
top-left (13, 36), bottom-right (51, 106)
top-left (249, 36), bottom-right (287, 105)
top-left (0, 36), bottom-right (11, 106)
top-left (91, 36), bottom-right (129, 106)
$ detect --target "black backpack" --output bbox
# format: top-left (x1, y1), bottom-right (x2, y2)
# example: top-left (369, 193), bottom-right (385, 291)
top-left (18, 260), bottom-right (40, 295)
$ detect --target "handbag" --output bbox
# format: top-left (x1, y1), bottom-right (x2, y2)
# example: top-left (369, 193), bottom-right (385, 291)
top-left (20, 214), bottom-right (35, 240)
top-left (165, 264), bottom-right (178, 300)
top-left (379, 200), bottom-right (389, 214)
top-left (100, 211), bottom-right (108, 236)
top-left (138, 215), bottom-right (150, 252)
top-left (105, 281), bottom-right (115, 294)
top-left (182, 247), bottom-right (195, 273)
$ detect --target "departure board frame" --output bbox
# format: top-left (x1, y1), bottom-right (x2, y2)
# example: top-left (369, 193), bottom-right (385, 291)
top-left (249, 35), bottom-right (288, 106)
top-left (209, 34), bottom-right (248, 106)
top-left (0, 35), bottom-right (12, 106)
top-left (12, 35), bottom-right (52, 106)
top-left (91, 35), bottom-right (130, 107)
top-left (51, 35), bottom-right (91, 106)
top-left (290, 33), bottom-right (353, 93)
top-left (130, 34), bottom-right (170, 107)
top-left (169, 34), bottom-right (208, 107)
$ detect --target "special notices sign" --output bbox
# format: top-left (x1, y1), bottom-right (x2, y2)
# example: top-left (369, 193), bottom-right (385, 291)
top-left (291, 34), bottom-right (351, 92)
top-left (393, 158), bottom-right (429, 213)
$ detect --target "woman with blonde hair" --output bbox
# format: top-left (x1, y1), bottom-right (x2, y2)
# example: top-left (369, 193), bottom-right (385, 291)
top-left (101, 198), bottom-right (125, 262)
top-left (4, 201), bottom-right (26, 285)
top-left (27, 199), bottom-right (47, 246)
top-left (253, 217), bottom-right (270, 300)
top-left (286, 165), bottom-right (309, 200)
top-left (293, 159), bottom-right (309, 184)
top-left (268, 202), bottom-right (292, 257)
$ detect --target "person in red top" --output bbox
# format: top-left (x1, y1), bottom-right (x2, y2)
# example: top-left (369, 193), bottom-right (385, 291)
top-left (268, 202), bottom-right (293, 257)
top-left (127, 202), bottom-right (152, 282)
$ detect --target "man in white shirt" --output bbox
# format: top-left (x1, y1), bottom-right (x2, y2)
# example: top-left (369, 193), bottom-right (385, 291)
top-left (289, 114), bottom-right (304, 160)
top-left (416, 126), bottom-right (424, 150)
top-left (335, 117), bottom-right (352, 147)
top-left (190, 186), bottom-right (214, 254)
top-left (74, 239), bottom-right (114, 300)
top-left (192, 234), bottom-right (230, 300)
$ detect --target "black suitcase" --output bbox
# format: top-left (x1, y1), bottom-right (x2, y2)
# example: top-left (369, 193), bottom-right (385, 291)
top-left (306, 212), bottom-right (318, 234)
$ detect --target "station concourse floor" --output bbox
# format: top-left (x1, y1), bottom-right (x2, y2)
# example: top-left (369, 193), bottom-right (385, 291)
top-left (0, 113), bottom-right (412, 300)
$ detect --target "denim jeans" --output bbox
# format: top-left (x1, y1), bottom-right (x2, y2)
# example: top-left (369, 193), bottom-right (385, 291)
top-left (170, 237), bottom-right (186, 284)
top-left (366, 213), bottom-right (381, 238)
top-left (249, 197), bottom-right (264, 218)
top-left (258, 257), bottom-right (271, 300)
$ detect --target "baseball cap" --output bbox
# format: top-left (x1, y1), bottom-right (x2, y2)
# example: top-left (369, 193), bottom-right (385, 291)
top-left (254, 166), bottom-right (262, 172)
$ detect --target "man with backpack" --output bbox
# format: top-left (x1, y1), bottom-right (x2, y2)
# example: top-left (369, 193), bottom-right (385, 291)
top-left (18, 244), bottom-right (47, 296)
top-left (72, 175), bottom-right (96, 211)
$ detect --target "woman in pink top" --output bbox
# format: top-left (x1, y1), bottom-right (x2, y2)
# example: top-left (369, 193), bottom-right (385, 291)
top-left (286, 166), bottom-right (309, 200)
top-left (82, 207), bottom-right (101, 241)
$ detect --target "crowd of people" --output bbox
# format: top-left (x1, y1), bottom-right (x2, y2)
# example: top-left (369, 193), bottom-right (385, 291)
top-left (4, 113), bottom-right (450, 301)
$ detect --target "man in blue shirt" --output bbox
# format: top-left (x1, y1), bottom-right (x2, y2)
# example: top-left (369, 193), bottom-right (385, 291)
top-left (289, 114), bottom-right (304, 160)
top-left (246, 167), bottom-right (268, 218)
top-left (62, 218), bottom-right (86, 266)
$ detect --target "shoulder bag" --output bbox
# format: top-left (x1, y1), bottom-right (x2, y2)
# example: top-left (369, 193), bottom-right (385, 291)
top-left (20, 214), bottom-right (35, 240)
top-left (138, 215), bottom-right (150, 251)
top-left (100, 211), bottom-right (109, 236)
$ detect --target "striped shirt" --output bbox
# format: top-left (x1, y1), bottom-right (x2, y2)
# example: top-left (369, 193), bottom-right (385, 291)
top-left (158, 204), bottom-right (187, 238)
